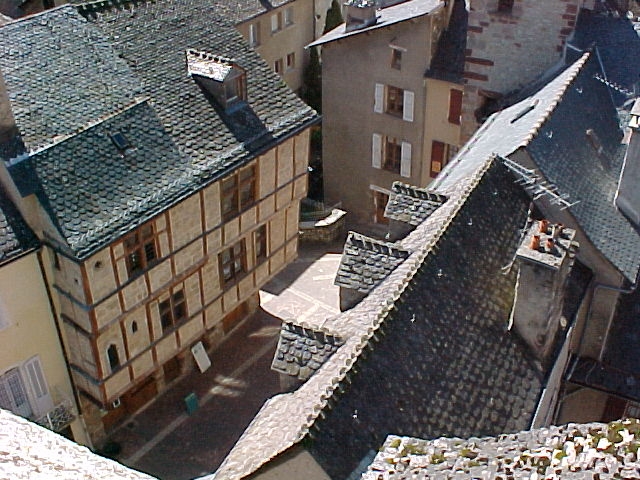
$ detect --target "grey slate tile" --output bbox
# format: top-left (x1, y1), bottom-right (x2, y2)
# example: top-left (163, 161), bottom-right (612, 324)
top-left (0, 186), bottom-right (38, 266)
top-left (334, 231), bottom-right (410, 294)
top-left (385, 182), bottom-right (447, 227)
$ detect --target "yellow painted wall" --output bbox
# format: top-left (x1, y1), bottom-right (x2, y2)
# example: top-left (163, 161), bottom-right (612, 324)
top-left (0, 252), bottom-right (90, 446)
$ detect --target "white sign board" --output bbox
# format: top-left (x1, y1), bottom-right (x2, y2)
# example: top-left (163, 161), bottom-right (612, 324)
top-left (191, 341), bottom-right (211, 373)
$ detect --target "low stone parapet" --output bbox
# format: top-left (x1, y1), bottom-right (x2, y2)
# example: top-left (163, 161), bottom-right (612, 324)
top-left (299, 208), bottom-right (346, 243)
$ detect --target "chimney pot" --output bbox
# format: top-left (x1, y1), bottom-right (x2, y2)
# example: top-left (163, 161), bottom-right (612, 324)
top-left (539, 219), bottom-right (549, 234)
top-left (545, 238), bottom-right (554, 253)
top-left (530, 235), bottom-right (540, 250)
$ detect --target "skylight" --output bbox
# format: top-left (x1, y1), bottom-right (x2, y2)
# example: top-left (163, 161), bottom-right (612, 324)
top-left (110, 132), bottom-right (132, 151)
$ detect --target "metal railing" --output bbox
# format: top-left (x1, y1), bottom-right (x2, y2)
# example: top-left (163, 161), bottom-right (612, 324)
top-left (35, 399), bottom-right (76, 432)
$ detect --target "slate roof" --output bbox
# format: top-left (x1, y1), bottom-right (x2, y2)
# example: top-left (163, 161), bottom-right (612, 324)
top-left (384, 182), bottom-right (448, 227)
top-left (0, 2), bottom-right (317, 258)
top-left (9, 102), bottom-right (190, 258)
top-left (568, 8), bottom-right (640, 107)
top-left (0, 5), bottom-right (143, 160)
top-left (526, 53), bottom-right (640, 282)
top-left (271, 321), bottom-right (345, 381)
top-left (0, 409), bottom-right (155, 480)
top-left (424, 0), bottom-right (467, 84)
top-left (0, 186), bottom-right (38, 266)
top-left (434, 51), bottom-right (640, 283)
top-left (308, 0), bottom-right (442, 48)
top-left (334, 231), bottom-right (410, 294)
top-left (365, 419), bottom-right (640, 479)
top-left (211, 154), bottom-right (544, 480)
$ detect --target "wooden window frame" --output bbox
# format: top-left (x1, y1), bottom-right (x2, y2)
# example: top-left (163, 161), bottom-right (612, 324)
top-left (254, 225), bottom-right (268, 264)
top-left (123, 222), bottom-right (158, 278)
top-left (286, 52), bottom-right (295, 70)
top-left (274, 58), bottom-right (284, 75)
top-left (448, 89), bottom-right (463, 125)
top-left (386, 86), bottom-right (404, 117)
top-left (284, 6), bottom-right (294, 26)
top-left (159, 289), bottom-right (187, 333)
top-left (391, 48), bottom-right (402, 70)
top-left (221, 165), bottom-right (257, 221)
top-left (383, 136), bottom-right (402, 174)
top-left (219, 240), bottom-right (247, 288)
top-left (374, 191), bottom-right (389, 225)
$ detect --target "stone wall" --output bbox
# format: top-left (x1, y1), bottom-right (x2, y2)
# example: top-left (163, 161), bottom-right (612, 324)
top-left (461, 0), bottom-right (580, 141)
top-left (50, 129), bottom-right (311, 441)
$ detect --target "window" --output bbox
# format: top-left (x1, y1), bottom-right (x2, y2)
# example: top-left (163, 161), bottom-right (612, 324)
top-left (110, 132), bottom-right (132, 151)
top-left (391, 48), bottom-right (402, 70)
top-left (497, 0), bottom-right (514, 13)
top-left (386, 86), bottom-right (404, 117)
top-left (374, 83), bottom-right (414, 121)
top-left (225, 70), bottom-right (247, 103)
top-left (271, 12), bottom-right (282, 32)
top-left (286, 52), bottom-right (295, 70)
top-left (221, 165), bottom-right (257, 221)
top-left (372, 134), bottom-right (412, 178)
top-left (374, 191), bottom-right (389, 225)
top-left (53, 250), bottom-right (60, 270)
top-left (254, 225), bottom-right (268, 264)
top-left (0, 368), bottom-right (32, 418)
top-left (448, 89), bottom-right (463, 125)
top-left (107, 345), bottom-right (120, 372)
top-left (383, 136), bottom-right (402, 173)
top-left (274, 58), bottom-right (284, 75)
top-left (219, 240), bottom-right (247, 287)
top-left (249, 23), bottom-right (260, 47)
top-left (0, 357), bottom-right (52, 419)
top-left (284, 6), bottom-right (294, 26)
top-left (431, 140), bottom-right (458, 178)
top-left (124, 223), bottom-right (157, 277)
top-left (159, 289), bottom-right (187, 332)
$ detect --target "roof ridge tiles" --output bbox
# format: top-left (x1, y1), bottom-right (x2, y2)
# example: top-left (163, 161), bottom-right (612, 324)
top-left (212, 155), bottom-right (500, 480)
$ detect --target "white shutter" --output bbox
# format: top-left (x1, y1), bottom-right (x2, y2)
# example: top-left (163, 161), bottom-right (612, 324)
top-left (403, 90), bottom-right (414, 122)
top-left (22, 356), bottom-right (53, 416)
top-left (372, 133), bottom-right (382, 169)
top-left (271, 14), bottom-right (279, 32)
top-left (374, 83), bottom-right (384, 113)
top-left (400, 141), bottom-right (412, 178)
top-left (249, 24), bottom-right (256, 46)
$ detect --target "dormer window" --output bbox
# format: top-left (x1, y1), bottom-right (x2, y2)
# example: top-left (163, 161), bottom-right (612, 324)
top-left (186, 49), bottom-right (247, 109)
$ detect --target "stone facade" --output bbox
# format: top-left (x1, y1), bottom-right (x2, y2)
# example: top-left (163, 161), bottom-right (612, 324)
top-left (461, 0), bottom-right (581, 140)
top-left (317, 0), bottom-right (462, 227)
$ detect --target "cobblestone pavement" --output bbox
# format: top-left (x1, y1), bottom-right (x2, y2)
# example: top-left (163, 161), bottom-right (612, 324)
top-left (108, 239), bottom-right (344, 480)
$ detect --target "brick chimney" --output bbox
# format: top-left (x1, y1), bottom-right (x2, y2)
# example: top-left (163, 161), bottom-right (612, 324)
top-left (509, 219), bottom-right (578, 363)
top-left (344, 0), bottom-right (378, 32)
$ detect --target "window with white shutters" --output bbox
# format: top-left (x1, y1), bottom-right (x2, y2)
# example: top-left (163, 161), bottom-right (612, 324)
top-left (372, 133), bottom-right (382, 168)
top-left (23, 356), bottom-right (52, 416)
top-left (400, 141), bottom-right (412, 177)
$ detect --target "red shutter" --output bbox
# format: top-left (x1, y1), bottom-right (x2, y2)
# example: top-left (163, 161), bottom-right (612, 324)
top-left (448, 89), bottom-right (462, 125)
top-left (430, 141), bottom-right (445, 178)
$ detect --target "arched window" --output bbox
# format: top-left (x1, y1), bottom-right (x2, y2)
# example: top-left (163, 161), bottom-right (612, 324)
top-left (107, 345), bottom-right (120, 371)
top-left (131, 321), bottom-right (138, 333)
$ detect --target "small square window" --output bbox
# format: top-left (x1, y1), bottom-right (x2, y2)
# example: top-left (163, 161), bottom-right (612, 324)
top-left (284, 7), bottom-right (294, 26)
top-left (274, 58), bottom-right (284, 75)
top-left (286, 52), bottom-right (295, 70)
top-left (391, 49), bottom-right (402, 70)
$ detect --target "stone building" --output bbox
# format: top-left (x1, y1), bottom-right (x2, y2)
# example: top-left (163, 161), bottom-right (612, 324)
top-left (211, 43), bottom-right (640, 479)
top-left (460, 0), bottom-right (582, 141)
top-left (0, 1), bottom-right (318, 444)
top-left (311, 0), bottom-right (464, 230)
top-left (0, 188), bottom-right (90, 446)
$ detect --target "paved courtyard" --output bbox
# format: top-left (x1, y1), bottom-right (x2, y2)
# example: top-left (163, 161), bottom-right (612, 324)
top-left (108, 239), bottom-right (344, 480)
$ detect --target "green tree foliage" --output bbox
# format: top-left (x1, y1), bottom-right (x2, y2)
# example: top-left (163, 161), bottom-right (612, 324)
top-left (302, 46), bottom-right (322, 113)
top-left (324, 0), bottom-right (344, 34)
